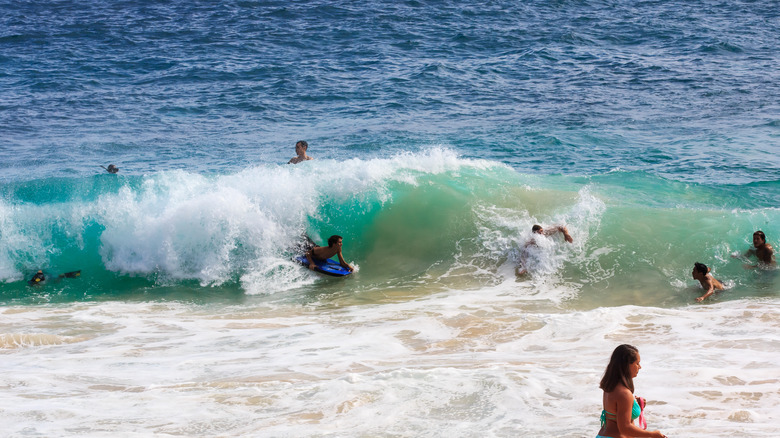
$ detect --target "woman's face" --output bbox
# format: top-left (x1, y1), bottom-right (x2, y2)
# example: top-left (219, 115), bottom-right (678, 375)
top-left (629, 353), bottom-right (642, 378)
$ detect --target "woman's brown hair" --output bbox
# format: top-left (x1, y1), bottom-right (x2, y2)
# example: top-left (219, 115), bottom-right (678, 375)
top-left (599, 344), bottom-right (638, 393)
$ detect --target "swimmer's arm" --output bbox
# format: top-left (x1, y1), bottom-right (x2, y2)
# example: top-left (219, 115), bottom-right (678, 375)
top-left (741, 254), bottom-right (762, 269)
top-left (305, 250), bottom-right (316, 270)
top-left (545, 225), bottom-right (573, 243)
top-left (559, 226), bottom-right (573, 243)
top-left (733, 248), bottom-right (757, 267)
top-left (336, 251), bottom-right (354, 271)
top-left (516, 248), bottom-right (529, 275)
top-left (696, 281), bottom-right (715, 302)
top-left (745, 259), bottom-right (777, 269)
top-left (766, 245), bottom-right (776, 264)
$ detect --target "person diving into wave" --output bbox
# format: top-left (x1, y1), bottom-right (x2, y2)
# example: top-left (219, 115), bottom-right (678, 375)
top-left (515, 224), bottom-right (573, 276)
top-left (28, 270), bottom-right (81, 286)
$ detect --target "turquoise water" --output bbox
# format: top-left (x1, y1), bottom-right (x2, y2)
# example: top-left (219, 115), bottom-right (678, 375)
top-left (2, 151), bottom-right (777, 306)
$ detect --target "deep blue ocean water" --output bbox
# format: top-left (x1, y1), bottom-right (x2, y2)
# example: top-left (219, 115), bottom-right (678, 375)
top-left (1, 0), bottom-right (779, 302)
top-left (3, 3), bottom-right (780, 437)
top-left (2, 0), bottom-right (778, 180)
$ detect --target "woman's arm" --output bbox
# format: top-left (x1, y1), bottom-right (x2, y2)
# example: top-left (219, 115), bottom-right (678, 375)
top-left (615, 388), bottom-right (665, 438)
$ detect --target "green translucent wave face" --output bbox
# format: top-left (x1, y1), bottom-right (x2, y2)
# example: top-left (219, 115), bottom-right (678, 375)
top-left (1, 161), bottom-right (777, 306)
top-left (298, 167), bottom-right (779, 307)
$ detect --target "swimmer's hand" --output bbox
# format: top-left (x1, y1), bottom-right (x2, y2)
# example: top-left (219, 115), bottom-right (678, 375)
top-left (308, 263), bottom-right (316, 270)
top-left (695, 296), bottom-right (705, 302)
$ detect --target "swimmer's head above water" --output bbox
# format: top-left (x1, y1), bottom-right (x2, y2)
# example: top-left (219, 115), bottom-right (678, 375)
top-left (753, 230), bottom-right (766, 247)
top-left (327, 235), bottom-right (343, 248)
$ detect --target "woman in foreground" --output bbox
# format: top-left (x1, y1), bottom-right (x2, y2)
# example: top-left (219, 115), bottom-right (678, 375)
top-left (597, 344), bottom-right (667, 438)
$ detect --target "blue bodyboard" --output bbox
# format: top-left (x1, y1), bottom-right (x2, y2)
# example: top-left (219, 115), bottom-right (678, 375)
top-left (295, 255), bottom-right (352, 277)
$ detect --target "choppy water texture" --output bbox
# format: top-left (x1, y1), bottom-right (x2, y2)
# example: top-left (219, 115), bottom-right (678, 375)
top-left (1, 0), bottom-right (779, 182)
top-left (1, 0), bottom-right (779, 436)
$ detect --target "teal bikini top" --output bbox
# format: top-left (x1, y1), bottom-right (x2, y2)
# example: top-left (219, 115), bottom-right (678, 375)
top-left (600, 399), bottom-right (641, 427)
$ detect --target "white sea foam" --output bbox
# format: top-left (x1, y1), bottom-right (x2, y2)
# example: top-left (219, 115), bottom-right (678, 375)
top-left (90, 148), bottom-right (497, 289)
top-left (471, 185), bottom-right (606, 301)
top-left (0, 199), bottom-right (82, 282)
top-left (1, 291), bottom-right (778, 436)
top-left (1, 149), bottom-right (502, 288)
top-left (0, 201), bottom-right (24, 281)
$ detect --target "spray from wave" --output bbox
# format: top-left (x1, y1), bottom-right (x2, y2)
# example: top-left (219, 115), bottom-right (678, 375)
top-left (1, 149), bottom-right (777, 306)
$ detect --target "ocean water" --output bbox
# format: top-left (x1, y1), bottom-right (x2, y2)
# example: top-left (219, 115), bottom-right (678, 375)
top-left (1, 0), bottom-right (779, 436)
